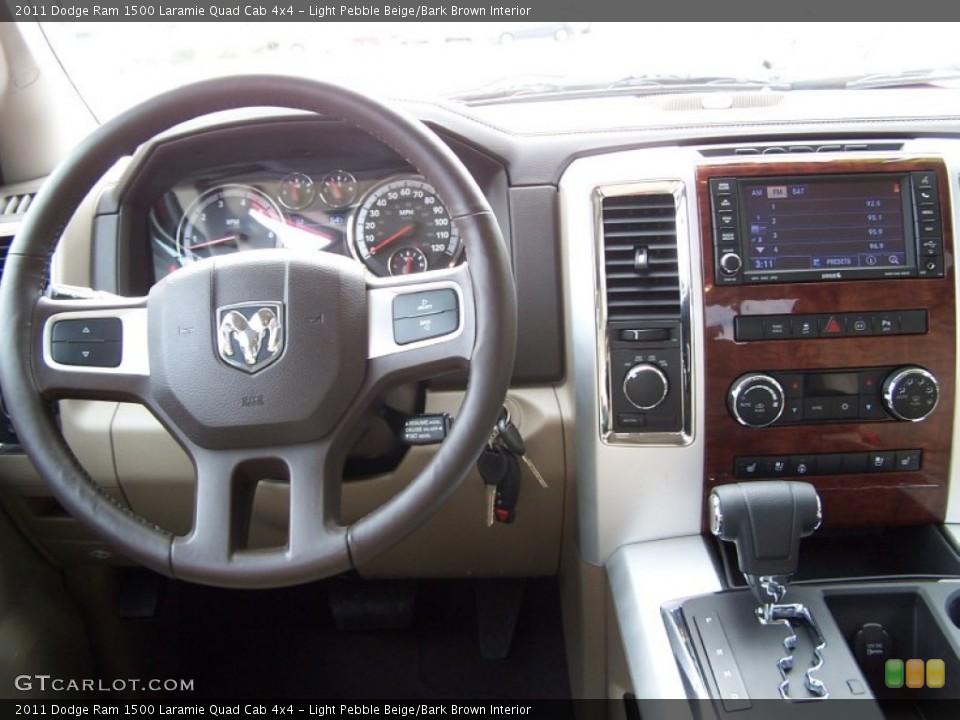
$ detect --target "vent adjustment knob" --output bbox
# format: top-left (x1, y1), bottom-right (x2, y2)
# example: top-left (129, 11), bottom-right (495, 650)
top-left (623, 364), bottom-right (669, 411)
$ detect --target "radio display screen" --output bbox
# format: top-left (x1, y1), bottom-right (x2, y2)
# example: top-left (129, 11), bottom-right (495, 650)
top-left (738, 175), bottom-right (915, 279)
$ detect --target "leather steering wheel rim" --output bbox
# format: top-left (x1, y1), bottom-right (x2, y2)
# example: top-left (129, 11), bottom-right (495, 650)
top-left (0, 76), bottom-right (516, 588)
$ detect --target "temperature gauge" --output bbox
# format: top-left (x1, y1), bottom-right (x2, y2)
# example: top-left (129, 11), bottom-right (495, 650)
top-left (389, 247), bottom-right (428, 276)
top-left (319, 170), bottom-right (358, 209)
top-left (278, 172), bottom-right (316, 211)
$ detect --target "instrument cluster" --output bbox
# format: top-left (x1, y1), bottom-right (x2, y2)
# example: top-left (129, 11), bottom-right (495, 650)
top-left (149, 166), bottom-right (464, 283)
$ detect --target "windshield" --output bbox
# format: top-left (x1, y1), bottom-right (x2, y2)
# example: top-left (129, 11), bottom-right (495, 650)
top-left (41, 21), bottom-right (960, 119)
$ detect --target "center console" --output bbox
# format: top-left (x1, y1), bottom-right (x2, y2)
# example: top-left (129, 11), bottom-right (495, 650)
top-left (566, 141), bottom-right (960, 713)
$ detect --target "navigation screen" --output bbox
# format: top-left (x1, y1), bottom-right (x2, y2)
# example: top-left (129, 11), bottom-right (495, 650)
top-left (739, 176), bottom-right (913, 276)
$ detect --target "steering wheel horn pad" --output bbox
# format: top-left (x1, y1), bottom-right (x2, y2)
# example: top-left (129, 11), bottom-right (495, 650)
top-left (149, 250), bottom-right (367, 449)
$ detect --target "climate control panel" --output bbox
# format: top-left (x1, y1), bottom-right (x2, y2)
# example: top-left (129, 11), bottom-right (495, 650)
top-left (728, 366), bottom-right (939, 428)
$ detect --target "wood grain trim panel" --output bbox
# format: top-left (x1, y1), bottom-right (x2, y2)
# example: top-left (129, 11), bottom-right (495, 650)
top-left (698, 158), bottom-right (955, 530)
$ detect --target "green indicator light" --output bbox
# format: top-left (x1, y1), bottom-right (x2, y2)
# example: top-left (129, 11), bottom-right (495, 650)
top-left (886, 659), bottom-right (905, 688)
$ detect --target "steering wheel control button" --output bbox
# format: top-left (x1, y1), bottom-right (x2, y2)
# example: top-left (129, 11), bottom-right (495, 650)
top-left (51, 341), bottom-right (122, 368)
top-left (392, 289), bottom-right (458, 320)
top-left (52, 317), bottom-right (122, 343)
top-left (50, 318), bottom-right (123, 367)
top-left (393, 311), bottom-right (459, 345)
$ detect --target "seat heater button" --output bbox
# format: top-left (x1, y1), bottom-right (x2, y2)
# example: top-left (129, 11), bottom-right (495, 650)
top-left (393, 310), bottom-right (459, 345)
top-left (52, 317), bottom-right (122, 343)
top-left (51, 341), bottom-right (122, 368)
top-left (392, 290), bottom-right (458, 320)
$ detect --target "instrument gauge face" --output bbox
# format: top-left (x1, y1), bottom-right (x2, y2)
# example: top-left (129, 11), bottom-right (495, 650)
top-left (319, 170), bottom-right (358, 209)
top-left (350, 176), bottom-right (461, 277)
top-left (278, 172), bottom-right (316, 210)
top-left (176, 184), bottom-right (284, 263)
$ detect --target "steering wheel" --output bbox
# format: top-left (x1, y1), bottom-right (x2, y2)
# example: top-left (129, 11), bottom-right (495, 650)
top-left (0, 76), bottom-right (516, 588)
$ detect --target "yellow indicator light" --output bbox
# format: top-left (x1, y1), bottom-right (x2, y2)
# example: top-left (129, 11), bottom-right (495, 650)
top-left (926, 659), bottom-right (945, 689)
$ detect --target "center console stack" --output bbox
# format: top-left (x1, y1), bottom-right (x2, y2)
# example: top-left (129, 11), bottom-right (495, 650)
top-left (658, 152), bottom-right (960, 713)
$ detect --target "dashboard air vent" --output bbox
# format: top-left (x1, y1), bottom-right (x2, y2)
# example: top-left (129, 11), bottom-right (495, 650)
top-left (0, 191), bottom-right (35, 217)
top-left (0, 235), bottom-right (11, 280)
top-left (601, 193), bottom-right (680, 320)
top-left (700, 142), bottom-right (903, 158)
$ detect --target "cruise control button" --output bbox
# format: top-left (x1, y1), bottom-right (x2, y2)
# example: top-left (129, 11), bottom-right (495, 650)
top-left (52, 317), bottom-right (122, 343)
top-left (393, 311), bottom-right (459, 345)
top-left (51, 341), bottom-right (122, 368)
top-left (392, 290), bottom-right (458, 320)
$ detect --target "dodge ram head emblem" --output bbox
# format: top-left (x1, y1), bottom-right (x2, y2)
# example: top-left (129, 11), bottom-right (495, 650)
top-left (216, 302), bottom-right (284, 373)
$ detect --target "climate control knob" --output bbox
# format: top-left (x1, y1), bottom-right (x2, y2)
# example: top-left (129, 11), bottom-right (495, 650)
top-left (882, 367), bottom-right (939, 422)
top-left (728, 374), bottom-right (785, 428)
top-left (623, 364), bottom-right (669, 410)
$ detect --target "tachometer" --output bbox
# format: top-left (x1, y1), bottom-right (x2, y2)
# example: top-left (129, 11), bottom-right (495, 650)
top-left (176, 184), bottom-right (284, 263)
top-left (351, 176), bottom-right (461, 277)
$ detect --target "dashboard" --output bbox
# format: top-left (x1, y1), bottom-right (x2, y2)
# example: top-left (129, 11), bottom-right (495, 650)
top-left (6, 67), bottom-right (960, 703)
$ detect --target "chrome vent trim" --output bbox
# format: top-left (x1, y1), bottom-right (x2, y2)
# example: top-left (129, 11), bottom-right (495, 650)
top-left (594, 181), bottom-right (693, 447)
top-left (601, 193), bottom-right (681, 320)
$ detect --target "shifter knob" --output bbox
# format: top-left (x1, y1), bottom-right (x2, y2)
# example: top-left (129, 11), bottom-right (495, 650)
top-left (710, 481), bottom-right (821, 580)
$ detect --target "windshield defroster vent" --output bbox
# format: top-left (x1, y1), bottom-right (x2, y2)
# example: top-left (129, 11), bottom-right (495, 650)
top-left (601, 193), bottom-right (680, 320)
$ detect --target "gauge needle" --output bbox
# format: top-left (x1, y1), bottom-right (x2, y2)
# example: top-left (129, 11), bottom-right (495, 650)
top-left (404, 255), bottom-right (414, 274)
top-left (188, 233), bottom-right (239, 250)
top-left (371, 224), bottom-right (414, 255)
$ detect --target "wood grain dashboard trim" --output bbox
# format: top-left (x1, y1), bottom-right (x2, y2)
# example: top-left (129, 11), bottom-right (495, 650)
top-left (698, 158), bottom-right (955, 530)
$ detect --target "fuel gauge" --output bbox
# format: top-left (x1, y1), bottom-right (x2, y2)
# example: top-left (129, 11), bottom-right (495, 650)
top-left (319, 170), bottom-right (358, 209)
top-left (278, 172), bottom-right (316, 210)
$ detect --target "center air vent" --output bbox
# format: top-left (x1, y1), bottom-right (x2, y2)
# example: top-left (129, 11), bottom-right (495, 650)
top-left (601, 193), bottom-right (680, 320)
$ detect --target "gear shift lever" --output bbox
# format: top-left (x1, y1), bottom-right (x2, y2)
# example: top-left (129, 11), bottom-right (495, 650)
top-left (710, 481), bottom-right (827, 700)
top-left (709, 480), bottom-right (821, 607)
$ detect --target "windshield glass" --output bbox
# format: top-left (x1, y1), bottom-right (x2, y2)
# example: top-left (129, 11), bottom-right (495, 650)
top-left (41, 21), bottom-right (960, 119)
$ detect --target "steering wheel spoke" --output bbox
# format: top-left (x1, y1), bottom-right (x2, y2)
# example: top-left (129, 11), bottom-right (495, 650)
top-left (33, 295), bottom-right (150, 401)
top-left (171, 440), bottom-right (350, 588)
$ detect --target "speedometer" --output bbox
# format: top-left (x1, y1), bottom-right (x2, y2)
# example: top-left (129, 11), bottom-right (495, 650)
top-left (351, 176), bottom-right (462, 277)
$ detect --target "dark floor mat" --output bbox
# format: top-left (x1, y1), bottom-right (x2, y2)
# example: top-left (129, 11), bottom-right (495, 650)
top-left (168, 577), bottom-right (571, 699)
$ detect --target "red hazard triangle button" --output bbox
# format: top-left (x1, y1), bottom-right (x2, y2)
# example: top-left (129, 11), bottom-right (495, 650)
top-left (820, 316), bottom-right (845, 336)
